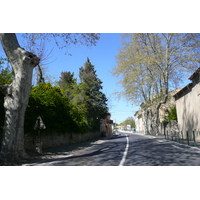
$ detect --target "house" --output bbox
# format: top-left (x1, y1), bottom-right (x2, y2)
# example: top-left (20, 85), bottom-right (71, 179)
top-left (134, 110), bottom-right (144, 133)
top-left (100, 112), bottom-right (113, 137)
top-left (174, 67), bottom-right (200, 140)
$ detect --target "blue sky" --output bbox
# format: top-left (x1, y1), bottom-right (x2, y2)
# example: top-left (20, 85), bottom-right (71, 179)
top-left (42, 33), bottom-right (139, 124)
top-left (0, 33), bottom-right (139, 124)
top-left (0, 33), bottom-right (196, 124)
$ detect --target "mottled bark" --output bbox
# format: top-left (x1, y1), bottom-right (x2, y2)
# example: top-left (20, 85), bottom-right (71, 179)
top-left (151, 104), bottom-right (161, 136)
top-left (143, 110), bottom-right (151, 135)
top-left (151, 93), bottom-right (168, 136)
top-left (0, 34), bottom-right (39, 163)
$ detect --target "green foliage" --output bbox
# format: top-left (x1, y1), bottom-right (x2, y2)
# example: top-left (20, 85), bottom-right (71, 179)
top-left (164, 106), bottom-right (177, 123)
top-left (58, 71), bottom-right (76, 99)
top-left (119, 117), bottom-right (135, 128)
top-left (79, 58), bottom-right (108, 130)
top-left (113, 33), bottom-right (200, 105)
top-left (25, 83), bottom-right (89, 134)
top-left (0, 57), bottom-right (14, 86)
top-left (113, 33), bottom-right (200, 134)
top-left (58, 71), bottom-right (89, 132)
top-left (57, 59), bottom-right (109, 132)
top-left (1, 57), bottom-right (109, 136)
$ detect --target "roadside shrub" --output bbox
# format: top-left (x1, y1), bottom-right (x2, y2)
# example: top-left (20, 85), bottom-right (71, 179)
top-left (25, 83), bottom-right (75, 133)
top-left (163, 105), bottom-right (177, 123)
top-left (25, 83), bottom-right (90, 134)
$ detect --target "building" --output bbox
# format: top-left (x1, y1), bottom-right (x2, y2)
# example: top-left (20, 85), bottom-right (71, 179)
top-left (134, 110), bottom-right (144, 132)
top-left (174, 67), bottom-right (200, 140)
top-left (100, 113), bottom-right (113, 137)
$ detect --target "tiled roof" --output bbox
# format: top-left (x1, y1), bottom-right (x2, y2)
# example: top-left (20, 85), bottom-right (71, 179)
top-left (188, 67), bottom-right (200, 80)
top-left (173, 67), bottom-right (200, 100)
top-left (173, 83), bottom-right (193, 99)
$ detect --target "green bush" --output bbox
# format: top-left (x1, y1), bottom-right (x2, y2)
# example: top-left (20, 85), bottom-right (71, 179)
top-left (25, 83), bottom-right (89, 134)
top-left (163, 105), bottom-right (177, 123)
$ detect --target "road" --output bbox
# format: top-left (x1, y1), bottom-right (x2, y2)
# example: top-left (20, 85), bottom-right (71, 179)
top-left (23, 131), bottom-right (200, 166)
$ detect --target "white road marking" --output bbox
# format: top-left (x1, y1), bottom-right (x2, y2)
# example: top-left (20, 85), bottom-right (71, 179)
top-left (119, 134), bottom-right (129, 166)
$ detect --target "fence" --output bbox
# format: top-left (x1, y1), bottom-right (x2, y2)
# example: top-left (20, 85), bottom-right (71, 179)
top-left (164, 130), bottom-right (200, 147)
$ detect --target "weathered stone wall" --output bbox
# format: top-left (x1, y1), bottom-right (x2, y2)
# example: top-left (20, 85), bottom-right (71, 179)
top-left (24, 131), bottom-right (101, 150)
top-left (165, 120), bottom-right (179, 134)
top-left (159, 121), bottom-right (179, 137)
top-left (135, 111), bottom-right (144, 132)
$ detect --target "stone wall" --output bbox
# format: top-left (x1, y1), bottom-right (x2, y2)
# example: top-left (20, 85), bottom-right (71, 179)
top-left (24, 131), bottom-right (101, 150)
top-left (174, 75), bottom-right (200, 141)
top-left (165, 120), bottom-right (179, 134)
top-left (175, 83), bottom-right (199, 133)
top-left (134, 110), bottom-right (144, 132)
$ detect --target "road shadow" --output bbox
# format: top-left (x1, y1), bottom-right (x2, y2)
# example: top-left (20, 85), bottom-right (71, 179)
top-left (108, 135), bottom-right (127, 140)
top-left (21, 134), bottom-right (200, 166)
top-left (21, 135), bottom-right (126, 166)
top-left (126, 137), bottom-right (200, 166)
top-left (23, 138), bottom-right (126, 166)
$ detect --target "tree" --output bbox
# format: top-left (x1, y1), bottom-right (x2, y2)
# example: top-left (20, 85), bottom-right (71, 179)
top-left (79, 58), bottom-right (108, 130)
top-left (0, 58), bottom-right (14, 86)
top-left (58, 71), bottom-right (76, 99)
top-left (58, 71), bottom-right (90, 132)
top-left (113, 33), bottom-right (200, 135)
top-left (24, 39), bottom-right (54, 85)
top-left (69, 82), bottom-right (90, 131)
top-left (120, 117), bottom-right (135, 129)
top-left (0, 33), bottom-right (100, 164)
top-left (25, 83), bottom-right (76, 133)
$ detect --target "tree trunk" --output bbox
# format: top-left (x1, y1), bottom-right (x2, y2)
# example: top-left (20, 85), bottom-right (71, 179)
top-left (151, 103), bottom-right (162, 136)
top-left (151, 110), bottom-right (159, 136)
top-left (0, 34), bottom-right (39, 163)
top-left (143, 109), bottom-right (150, 135)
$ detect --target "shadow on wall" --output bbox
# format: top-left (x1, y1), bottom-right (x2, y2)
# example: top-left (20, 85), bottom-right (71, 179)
top-left (181, 96), bottom-right (199, 140)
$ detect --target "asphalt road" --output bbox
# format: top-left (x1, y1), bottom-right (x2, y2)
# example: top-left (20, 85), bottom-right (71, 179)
top-left (23, 131), bottom-right (200, 166)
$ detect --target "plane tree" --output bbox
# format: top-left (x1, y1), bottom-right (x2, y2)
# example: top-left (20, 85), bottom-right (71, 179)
top-left (113, 33), bottom-right (200, 135)
top-left (0, 33), bottom-right (100, 164)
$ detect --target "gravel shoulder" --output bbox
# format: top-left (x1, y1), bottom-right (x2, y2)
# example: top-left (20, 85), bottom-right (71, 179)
top-left (21, 137), bottom-right (107, 165)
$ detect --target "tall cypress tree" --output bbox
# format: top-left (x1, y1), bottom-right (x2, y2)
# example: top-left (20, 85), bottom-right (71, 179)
top-left (79, 58), bottom-right (108, 130)
top-left (58, 71), bottom-right (76, 99)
